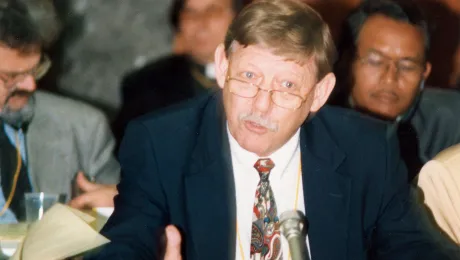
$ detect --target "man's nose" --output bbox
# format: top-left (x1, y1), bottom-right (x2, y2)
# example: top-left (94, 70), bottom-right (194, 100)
top-left (15, 74), bottom-right (37, 92)
top-left (253, 88), bottom-right (272, 114)
top-left (381, 61), bottom-right (399, 84)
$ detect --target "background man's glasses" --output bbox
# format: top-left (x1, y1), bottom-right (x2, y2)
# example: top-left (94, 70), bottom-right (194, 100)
top-left (226, 76), bottom-right (307, 110)
top-left (356, 53), bottom-right (425, 81)
top-left (0, 54), bottom-right (51, 90)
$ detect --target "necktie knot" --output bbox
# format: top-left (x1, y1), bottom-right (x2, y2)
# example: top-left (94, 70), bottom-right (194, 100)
top-left (254, 158), bottom-right (275, 180)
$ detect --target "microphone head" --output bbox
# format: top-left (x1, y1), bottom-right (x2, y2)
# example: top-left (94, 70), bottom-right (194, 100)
top-left (279, 210), bottom-right (308, 240)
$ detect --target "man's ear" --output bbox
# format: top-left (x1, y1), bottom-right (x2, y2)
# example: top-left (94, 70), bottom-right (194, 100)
top-left (214, 43), bottom-right (229, 89)
top-left (310, 72), bottom-right (336, 112)
top-left (422, 61), bottom-right (432, 81)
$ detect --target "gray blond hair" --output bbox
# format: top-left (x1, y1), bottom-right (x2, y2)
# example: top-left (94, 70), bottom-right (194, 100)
top-left (224, 0), bottom-right (336, 81)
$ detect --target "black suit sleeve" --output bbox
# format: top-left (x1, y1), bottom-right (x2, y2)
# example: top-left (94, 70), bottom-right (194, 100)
top-left (92, 121), bottom-right (168, 260)
top-left (373, 128), bottom-right (456, 260)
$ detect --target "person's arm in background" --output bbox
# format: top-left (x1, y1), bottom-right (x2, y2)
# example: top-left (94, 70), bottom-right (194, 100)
top-left (68, 108), bottom-right (120, 209)
top-left (80, 108), bottom-right (120, 185)
top-left (69, 172), bottom-right (117, 209)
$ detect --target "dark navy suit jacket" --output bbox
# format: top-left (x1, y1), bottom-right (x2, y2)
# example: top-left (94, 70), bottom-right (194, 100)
top-left (93, 91), bottom-right (450, 260)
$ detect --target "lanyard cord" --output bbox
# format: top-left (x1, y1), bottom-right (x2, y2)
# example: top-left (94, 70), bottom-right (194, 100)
top-left (0, 131), bottom-right (21, 216)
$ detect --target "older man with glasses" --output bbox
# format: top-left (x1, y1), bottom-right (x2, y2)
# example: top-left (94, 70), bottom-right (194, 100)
top-left (91, 0), bottom-right (453, 259)
top-left (0, 0), bottom-right (120, 222)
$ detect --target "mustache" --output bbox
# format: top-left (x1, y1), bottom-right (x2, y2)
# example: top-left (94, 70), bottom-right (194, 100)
top-left (239, 113), bottom-right (278, 132)
top-left (8, 90), bottom-right (32, 97)
top-left (3, 90), bottom-right (33, 109)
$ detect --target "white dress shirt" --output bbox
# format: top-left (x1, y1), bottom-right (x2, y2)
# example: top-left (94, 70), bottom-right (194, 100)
top-left (228, 126), bottom-right (311, 259)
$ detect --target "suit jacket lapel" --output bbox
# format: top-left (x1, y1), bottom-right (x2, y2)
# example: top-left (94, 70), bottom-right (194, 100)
top-left (301, 116), bottom-right (351, 260)
top-left (184, 94), bottom-right (236, 260)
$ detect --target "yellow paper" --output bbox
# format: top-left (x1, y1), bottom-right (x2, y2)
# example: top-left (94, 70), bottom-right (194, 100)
top-left (10, 204), bottom-right (109, 260)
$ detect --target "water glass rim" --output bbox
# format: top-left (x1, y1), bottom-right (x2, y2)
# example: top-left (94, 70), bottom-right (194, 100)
top-left (25, 192), bottom-right (60, 199)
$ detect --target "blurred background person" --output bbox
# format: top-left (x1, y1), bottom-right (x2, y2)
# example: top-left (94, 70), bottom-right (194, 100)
top-left (329, 0), bottom-right (460, 182)
top-left (418, 143), bottom-right (460, 245)
top-left (0, 0), bottom-right (119, 222)
top-left (111, 0), bottom-right (243, 150)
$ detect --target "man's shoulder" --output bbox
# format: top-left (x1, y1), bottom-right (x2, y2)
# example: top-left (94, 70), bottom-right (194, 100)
top-left (34, 90), bottom-right (107, 122)
top-left (313, 105), bottom-right (390, 156)
top-left (317, 105), bottom-right (388, 136)
top-left (313, 106), bottom-right (397, 184)
top-left (421, 87), bottom-right (460, 102)
top-left (417, 88), bottom-right (460, 116)
top-left (412, 87), bottom-right (460, 139)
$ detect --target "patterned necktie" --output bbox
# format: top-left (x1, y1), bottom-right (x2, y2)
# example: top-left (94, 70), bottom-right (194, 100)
top-left (250, 158), bottom-right (283, 259)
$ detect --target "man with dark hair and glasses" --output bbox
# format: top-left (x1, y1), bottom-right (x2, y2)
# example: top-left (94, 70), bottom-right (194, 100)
top-left (0, 0), bottom-right (119, 222)
top-left (330, 0), bottom-right (460, 182)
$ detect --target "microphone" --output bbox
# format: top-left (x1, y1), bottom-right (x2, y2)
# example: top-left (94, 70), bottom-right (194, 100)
top-left (279, 210), bottom-right (310, 260)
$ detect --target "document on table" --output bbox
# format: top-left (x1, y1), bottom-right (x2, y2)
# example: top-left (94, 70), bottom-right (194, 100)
top-left (10, 204), bottom-right (109, 260)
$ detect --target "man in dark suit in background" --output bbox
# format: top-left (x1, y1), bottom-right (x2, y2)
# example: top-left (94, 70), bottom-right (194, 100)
top-left (329, 0), bottom-right (460, 181)
top-left (111, 0), bottom-right (243, 149)
top-left (92, 0), bottom-right (453, 259)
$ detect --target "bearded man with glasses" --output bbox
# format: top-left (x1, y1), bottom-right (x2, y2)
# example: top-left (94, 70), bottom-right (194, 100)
top-left (0, 0), bottom-right (120, 222)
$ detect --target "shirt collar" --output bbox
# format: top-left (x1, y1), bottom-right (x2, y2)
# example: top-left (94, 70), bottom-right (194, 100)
top-left (227, 123), bottom-right (300, 179)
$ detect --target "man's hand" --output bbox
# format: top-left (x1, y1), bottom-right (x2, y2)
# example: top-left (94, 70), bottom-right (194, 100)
top-left (164, 225), bottom-right (182, 260)
top-left (69, 172), bottom-right (118, 209)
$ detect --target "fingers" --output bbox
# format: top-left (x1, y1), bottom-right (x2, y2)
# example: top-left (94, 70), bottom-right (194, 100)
top-left (69, 186), bottom-right (118, 209)
top-left (76, 171), bottom-right (99, 192)
top-left (68, 193), bottom-right (91, 209)
top-left (164, 225), bottom-right (182, 260)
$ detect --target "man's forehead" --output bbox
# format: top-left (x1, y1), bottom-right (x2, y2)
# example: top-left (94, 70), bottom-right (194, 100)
top-left (229, 43), bottom-right (316, 73)
top-left (357, 15), bottom-right (425, 59)
top-left (0, 46), bottom-right (41, 72)
top-left (184, 0), bottom-right (232, 10)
